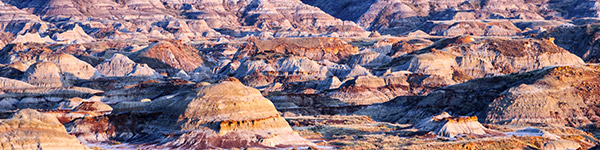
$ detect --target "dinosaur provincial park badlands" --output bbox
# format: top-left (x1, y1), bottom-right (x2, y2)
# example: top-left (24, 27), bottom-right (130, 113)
top-left (0, 0), bottom-right (600, 149)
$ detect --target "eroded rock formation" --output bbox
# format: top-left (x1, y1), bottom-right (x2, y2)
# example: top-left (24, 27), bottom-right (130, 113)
top-left (0, 109), bottom-right (88, 150)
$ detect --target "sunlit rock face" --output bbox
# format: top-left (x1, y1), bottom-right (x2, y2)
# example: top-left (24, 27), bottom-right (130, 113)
top-left (111, 79), bottom-right (314, 149)
top-left (128, 41), bottom-right (209, 73)
top-left (95, 54), bottom-right (161, 78)
top-left (415, 112), bottom-right (488, 138)
top-left (164, 0), bottom-right (367, 36)
top-left (0, 109), bottom-right (88, 150)
top-left (23, 61), bottom-right (68, 87)
top-left (380, 36), bottom-right (584, 83)
top-left (2, 0), bottom-right (600, 149)
top-left (0, 0), bottom-right (367, 41)
top-left (359, 65), bottom-right (600, 127)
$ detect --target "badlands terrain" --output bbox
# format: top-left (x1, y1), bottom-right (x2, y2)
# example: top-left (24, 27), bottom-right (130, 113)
top-left (1, 0), bottom-right (600, 149)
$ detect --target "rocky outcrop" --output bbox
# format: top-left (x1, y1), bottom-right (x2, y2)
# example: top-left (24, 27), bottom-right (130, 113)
top-left (539, 24), bottom-right (600, 63)
top-left (12, 33), bottom-right (55, 44)
top-left (0, 109), bottom-right (88, 150)
top-left (324, 71), bottom-right (443, 106)
top-left (225, 37), bottom-right (365, 87)
top-left (6, 0), bottom-right (172, 20)
top-left (389, 38), bottom-right (434, 57)
top-left (361, 65), bottom-right (600, 127)
top-left (414, 112), bottom-right (488, 138)
top-left (231, 56), bottom-right (331, 87)
top-left (128, 41), bottom-right (208, 72)
top-left (52, 25), bottom-right (95, 44)
top-left (95, 54), bottom-right (160, 78)
top-left (381, 36), bottom-right (585, 83)
top-left (426, 21), bottom-right (522, 36)
top-left (3, 0), bottom-right (367, 39)
top-left (46, 53), bottom-right (100, 80)
top-left (303, 0), bottom-right (590, 36)
top-left (301, 0), bottom-right (376, 22)
top-left (165, 80), bottom-right (313, 148)
top-left (23, 61), bottom-right (68, 87)
top-left (66, 116), bottom-right (114, 143)
top-left (0, 77), bottom-right (34, 89)
top-left (326, 76), bottom-right (392, 105)
top-left (170, 0), bottom-right (367, 36)
top-left (509, 127), bottom-right (560, 140)
top-left (0, 0), bottom-right (48, 35)
top-left (2, 0), bottom-right (600, 149)
top-left (543, 140), bottom-right (582, 150)
top-left (348, 52), bottom-right (392, 67)
top-left (0, 43), bottom-right (53, 69)
top-left (112, 79), bottom-right (313, 148)
top-left (238, 37), bottom-right (359, 63)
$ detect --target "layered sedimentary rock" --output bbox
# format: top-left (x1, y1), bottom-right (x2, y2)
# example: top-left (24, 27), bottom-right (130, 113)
top-left (2, 0), bottom-right (600, 149)
top-left (539, 24), bottom-right (600, 63)
top-left (380, 36), bottom-right (585, 83)
top-left (304, 0), bottom-right (593, 34)
top-left (543, 140), bottom-right (582, 150)
top-left (0, 109), bottom-right (88, 150)
top-left (0, 44), bottom-right (98, 80)
top-left (389, 38), bottom-right (434, 57)
top-left (5, 0), bottom-right (172, 20)
top-left (66, 115), bottom-right (115, 143)
top-left (52, 25), bottom-right (95, 44)
top-left (414, 112), bottom-right (488, 138)
top-left (112, 78), bottom-right (313, 148)
top-left (360, 65), bottom-right (600, 127)
top-left (0, 1), bottom-right (48, 35)
top-left (348, 52), bottom-right (392, 67)
top-left (95, 54), bottom-right (160, 78)
top-left (0, 77), bottom-right (34, 89)
top-left (12, 33), bottom-right (54, 44)
top-left (0, 79), bottom-right (104, 111)
top-left (0, 43), bottom-right (54, 69)
top-left (2, 0), bottom-right (366, 40)
top-left (129, 41), bottom-right (208, 72)
top-left (23, 61), bottom-right (67, 87)
top-left (165, 80), bottom-right (313, 148)
top-left (425, 21), bottom-right (522, 36)
top-left (238, 37), bottom-right (359, 62)
top-left (46, 53), bottom-right (99, 80)
top-left (225, 37), bottom-right (361, 87)
top-left (325, 75), bottom-right (394, 105)
top-left (170, 0), bottom-right (367, 36)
